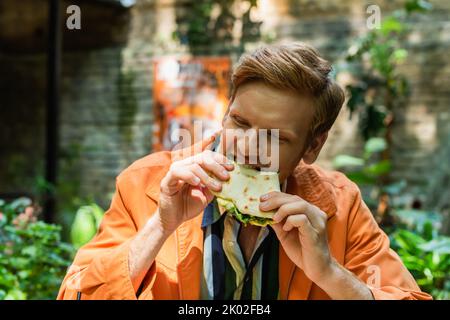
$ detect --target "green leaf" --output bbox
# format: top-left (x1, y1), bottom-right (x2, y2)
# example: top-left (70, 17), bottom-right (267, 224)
top-left (393, 49), bottom-right (408, 63)
top-left (364, 159), bottom-right (392, 176)
top-left (70, 208), bottom-right (97, 249)
top-left (345, 84), bottom-right (366, 116)
top-left (359, 106), bottom-right (387, 141)
top-left (405, 0), bottom-right (433, 13)
top-left (392, 209), bottom-right (442, 233)
top-left (17, 270), bottom-right (30, 280)
top-left (392, 229), bottom-right (426, 253)
top-left (21, 246), bottom-right (37, 257)
top-left (9, 197), bottom-right (32, 212)
top-left (89, 204), bottom-right (104, 228)
top-left (4, 289), bottom-right (27, 300)
top-left (364, 137), bottom-right (387, 154)
top-left (419, 238), bottom-right (450, 254)
top-left (332, 155), bottom-right (364, 168)
top-left (383, 180), bottom-right (407, 195)
top-left (422, 221), bottom-right (434, 241)
top-left (346, 172), bottom-right (376, 185)
top-left (380, 16), bottom-right (404, 36)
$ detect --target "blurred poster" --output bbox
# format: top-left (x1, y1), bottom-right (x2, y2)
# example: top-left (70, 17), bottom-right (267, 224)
top-left (152, 57), bottom-right (231, 151)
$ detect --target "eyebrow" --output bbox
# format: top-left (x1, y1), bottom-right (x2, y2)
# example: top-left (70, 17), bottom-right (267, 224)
top-left (230, 113), bottom-right (296, 140)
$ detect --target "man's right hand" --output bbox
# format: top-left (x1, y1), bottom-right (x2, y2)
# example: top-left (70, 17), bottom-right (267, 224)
top-left (157, 150), bottom-right (234, 235)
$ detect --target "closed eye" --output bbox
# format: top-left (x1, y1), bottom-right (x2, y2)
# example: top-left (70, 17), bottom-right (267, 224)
top-left (268, 130), bottom-right (287, 143)
top-left (231, 115), bottom-right (250, 128)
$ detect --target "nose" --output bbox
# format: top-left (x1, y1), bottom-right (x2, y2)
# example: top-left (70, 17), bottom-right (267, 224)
top-left (221, 129), bottom-right (276, 168)
top-left (235, 130), bottom-right (259, 164)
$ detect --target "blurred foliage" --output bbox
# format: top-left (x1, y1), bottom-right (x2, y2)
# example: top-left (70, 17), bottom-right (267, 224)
top-left (0, 197), bottom-right (105, 300)
top-left (0, 198), bottom-right (75, 300)
top-left (334, 138), bottom-right (450, 299)
top-left (333, 137), bottom-right (395, 211)
top-left (71, 203), bottom-right (104, 249)
top-left (390, 209), bottom-right (450, 299)
top-left (341, 0), bottom-right (432, 141)
top-left (173, 0), bottom-right (263, 53)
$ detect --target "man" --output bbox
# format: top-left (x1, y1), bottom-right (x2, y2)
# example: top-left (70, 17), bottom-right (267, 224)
top-left (58, 43), bottom-right (431, 300)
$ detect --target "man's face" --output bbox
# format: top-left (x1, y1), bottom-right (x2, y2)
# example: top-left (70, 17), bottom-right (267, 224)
top-left (220, 81), bottom-right (324, 182)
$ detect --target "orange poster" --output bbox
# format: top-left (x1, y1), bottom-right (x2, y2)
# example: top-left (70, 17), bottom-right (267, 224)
top-left (153, 57), bottom-right (231, 151)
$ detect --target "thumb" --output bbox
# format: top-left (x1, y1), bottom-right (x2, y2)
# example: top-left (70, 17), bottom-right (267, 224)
top-left (204, 188), bottom-right (215, 204)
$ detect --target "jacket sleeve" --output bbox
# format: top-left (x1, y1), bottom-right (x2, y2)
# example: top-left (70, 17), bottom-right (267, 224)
top-left (57, 177), bottom-right (156, 300)
top-left (343, 187), bottom-right (433, 300)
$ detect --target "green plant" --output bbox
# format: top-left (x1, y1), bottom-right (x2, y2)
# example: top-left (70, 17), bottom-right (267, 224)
top-left (333, 137), bottom-right (391, 185)
top-left (0, 198), bottom-right (75, 300)
top-left (333, 137), bottom-right (398, 213)
top-left (389, 210), bottom-right (450, 299)
top-left (70, 203), bottom-right (104, 249)
top-left (173, 0), bottom-right (262, 53)
top-left (333, 137), bottom-right (430, 228)
top-left (342, 0), bottom-right (432, 144)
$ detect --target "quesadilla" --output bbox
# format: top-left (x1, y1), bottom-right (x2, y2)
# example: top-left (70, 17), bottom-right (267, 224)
top-left (211, 160), bottom-right (280, 227)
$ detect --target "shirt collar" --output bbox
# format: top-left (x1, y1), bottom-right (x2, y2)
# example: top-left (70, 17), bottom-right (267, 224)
top-left (201, 199), bottom-right (223, 228)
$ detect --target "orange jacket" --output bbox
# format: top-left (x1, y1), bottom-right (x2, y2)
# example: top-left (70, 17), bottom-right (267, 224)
top-left (57, 137), bottom-right (432, 300)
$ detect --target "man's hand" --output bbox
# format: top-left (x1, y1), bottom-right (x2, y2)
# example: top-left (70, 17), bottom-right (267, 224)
top-left (129, 149), bottom-right (233, 293)
top-left (259, 191), bottom-right (374, 300)
top-left (259, 191), bottom-right (332, 283)
top-left (158, 150), bottom-right (234, 234)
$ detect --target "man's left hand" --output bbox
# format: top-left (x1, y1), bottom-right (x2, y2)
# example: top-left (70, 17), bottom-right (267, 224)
top-left (260, 191), bottom-right (334, 284)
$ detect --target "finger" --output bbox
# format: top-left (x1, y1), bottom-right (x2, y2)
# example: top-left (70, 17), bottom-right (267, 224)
top-left (203, 150), bottom-right (234, 170)
top-left (179, 150), bottom-right (234, 172)
top-left (203, 187), bottom-right (215, 204)
top-left (259, 191), bottom-right (298, 211)
top-left (189, 163), bottom-right (223, 192)
top-left (273, 201), bottom-right (325, 231)
top-left (161, 179), bottom-right (185, 195)
top-left (270, 222), bottom-right (287, 241)
top-left (190, 186), bottom-right (210, 207)
top-left (196, 152), bottom-right (233, 181)
top-left (161, 168), bottom-right (200, 195)
top-left (272, 201), bottom-right (308, 223)
top-left (283, 214), bottom-right (315, 237)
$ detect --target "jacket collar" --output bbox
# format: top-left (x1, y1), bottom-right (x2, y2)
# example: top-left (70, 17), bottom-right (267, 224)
top-left (287, 160), bottom-right (337, 220)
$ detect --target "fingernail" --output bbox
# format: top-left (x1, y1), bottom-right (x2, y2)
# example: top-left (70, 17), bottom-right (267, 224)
top-left (261, 194), bottom-right (269, 201)
top-left (212, 179), bottom-right (221, 188)
top-left (193, 177), bottom-right (200, 184)
top-left (221, 169), bottom-right (229, 177)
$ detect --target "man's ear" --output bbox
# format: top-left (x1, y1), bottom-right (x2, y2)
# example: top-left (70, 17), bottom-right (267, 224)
top-left (302, 131), bottom-right (328, 165)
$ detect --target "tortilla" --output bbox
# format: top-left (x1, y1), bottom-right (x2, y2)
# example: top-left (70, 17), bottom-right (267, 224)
top-left (211, 160), bottom-right (280, 226)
